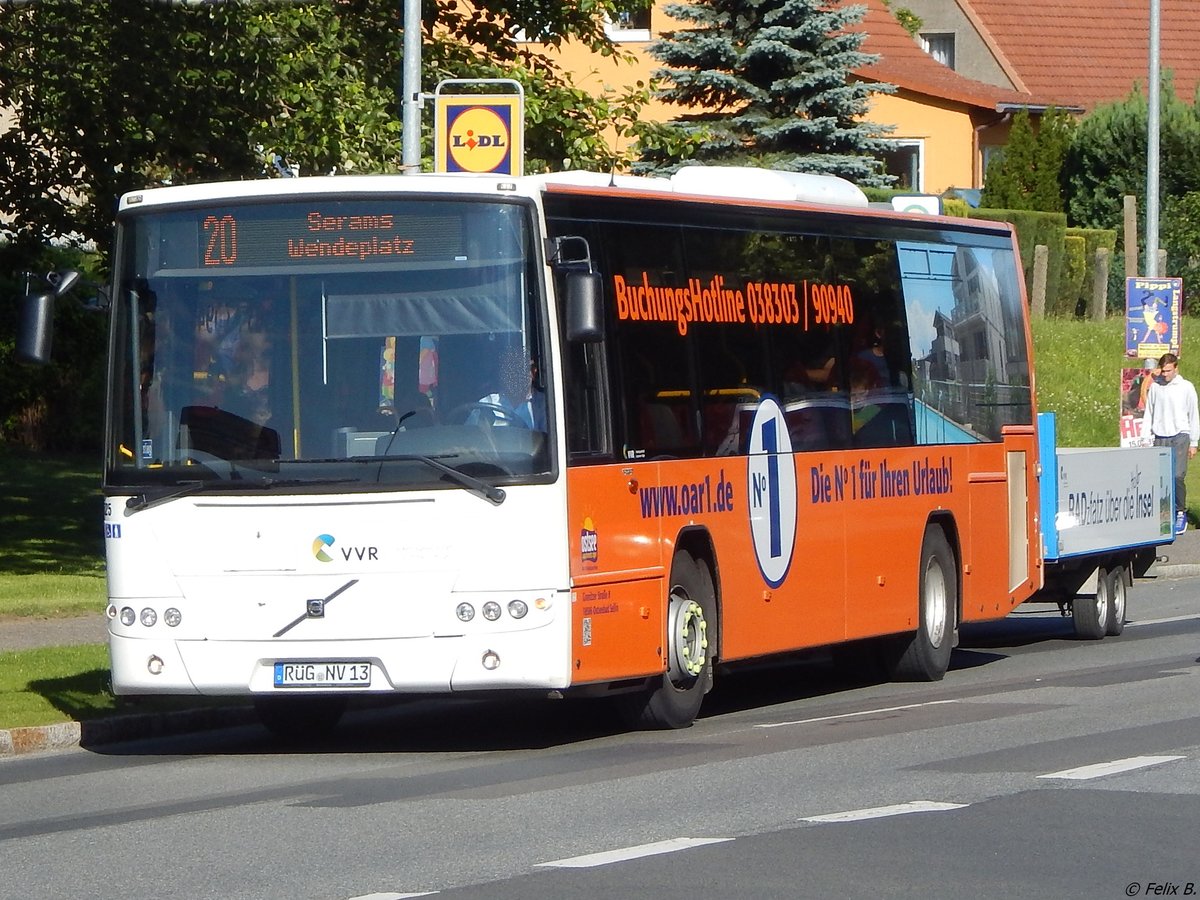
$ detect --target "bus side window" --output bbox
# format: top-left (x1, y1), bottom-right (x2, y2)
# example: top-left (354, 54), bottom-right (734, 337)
top-left (619, 334), bottom-right (699, 458)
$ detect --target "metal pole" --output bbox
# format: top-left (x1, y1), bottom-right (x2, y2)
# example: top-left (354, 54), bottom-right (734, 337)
top-left (401, 0), bottom-right (422, 174)
top-left (1146, 0), bottom-right (1161, 276)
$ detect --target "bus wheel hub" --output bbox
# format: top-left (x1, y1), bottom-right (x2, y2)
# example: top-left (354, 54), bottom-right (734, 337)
top-left (669, 597), bottom-right (708, 684)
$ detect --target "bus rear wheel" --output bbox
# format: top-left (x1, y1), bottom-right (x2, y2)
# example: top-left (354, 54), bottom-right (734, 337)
top-left (890, 525), bottom-right (956, 681)
top-left (621, 551), bottom-right (715, 730)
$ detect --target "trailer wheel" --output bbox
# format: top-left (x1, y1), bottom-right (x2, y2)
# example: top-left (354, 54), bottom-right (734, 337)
top-left (620, 551), bottom-right (714, 729)
top-left (891, 525), bottom-right (956, 681)
top-left (1104, 566), bottom-right (1127, 637)
top-left (1072, 568), bottom-right (1109, 640)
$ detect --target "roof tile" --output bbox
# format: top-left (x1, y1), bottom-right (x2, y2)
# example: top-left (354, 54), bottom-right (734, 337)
top-left (964, 0), bottom-right (1200, 110)
top-left (848, 0), bottom-right (1061, 110)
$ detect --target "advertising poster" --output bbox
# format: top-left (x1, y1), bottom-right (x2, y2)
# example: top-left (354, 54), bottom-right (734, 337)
top-left (1125, 277), bottom-right (1182, 358)
top-left (1119, 363), bottom-right (1157, 448)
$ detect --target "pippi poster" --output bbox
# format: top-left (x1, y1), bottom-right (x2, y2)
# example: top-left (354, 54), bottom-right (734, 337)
top-left (1125, 277), bottom-right (1182, 358)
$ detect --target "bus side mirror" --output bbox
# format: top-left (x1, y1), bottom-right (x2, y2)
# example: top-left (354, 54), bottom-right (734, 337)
top-left (565, 271), bottom-right (604, 343)
top-left (16, 269), bottom-right (83, 365)
top-left (17, 292), bottom-right (55, 365)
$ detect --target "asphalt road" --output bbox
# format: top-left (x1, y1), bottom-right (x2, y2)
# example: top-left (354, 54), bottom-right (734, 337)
top-left (1, 575), bottom-right (1198, 900)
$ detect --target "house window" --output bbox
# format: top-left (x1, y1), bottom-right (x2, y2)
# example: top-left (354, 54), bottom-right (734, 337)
top-left (880, 140), bottom-right (924, 192)
top-left (605, 7), bottom-right (651, 41)
top-left (920, 33), bottom-right (955, 69)
top-left (981, 145), bottom-right (1004, 183)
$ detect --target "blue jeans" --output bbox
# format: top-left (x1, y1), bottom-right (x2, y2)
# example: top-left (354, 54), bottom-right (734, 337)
top-left (1154, 432), bottom-right (1191, 515)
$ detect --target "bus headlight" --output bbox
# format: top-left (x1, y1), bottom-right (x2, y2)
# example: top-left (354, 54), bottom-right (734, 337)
top-left (482, 601), bottom-right (502, 621)
top-left (119, 607), bottom-right (136, 626)
top-left (164, 608), bottom-right (182, 627)
top-left (140, 608), bottom-right (157, 627)
top-left (456, 602), bottom-right (475, 622)
top-left (507, 599), bottom-right (528, 619)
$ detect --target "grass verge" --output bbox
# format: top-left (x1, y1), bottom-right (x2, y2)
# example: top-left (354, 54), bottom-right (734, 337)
top-left (0, 644), bottom-right (116, 729)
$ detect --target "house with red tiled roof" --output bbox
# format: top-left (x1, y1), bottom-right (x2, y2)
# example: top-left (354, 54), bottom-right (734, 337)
top-left (903, 0), bottom-right (1200, 112)
top-left (848, 0), bottom-right (1071, 189)
top-left (545, 0), bottom-right (1067, 193)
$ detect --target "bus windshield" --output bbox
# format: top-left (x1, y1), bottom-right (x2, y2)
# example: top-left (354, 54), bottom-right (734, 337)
top-left (107, 197), bottom-right (551, 494)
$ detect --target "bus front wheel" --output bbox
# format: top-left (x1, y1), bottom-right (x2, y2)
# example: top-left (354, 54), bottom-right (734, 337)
top-left (621, 551), bottom-right (715, 729)
top-left (890, 525), bottom-right (956, 681)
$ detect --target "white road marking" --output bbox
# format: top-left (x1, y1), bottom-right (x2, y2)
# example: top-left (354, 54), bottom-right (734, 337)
top-left (537, 837), bottom-right (733, 869)
top-left (1038, 755), bottom-right (1185, 780)
top-left (801, 800), bottom-right (968, 824)
top-left (755, 699), bottom-right (960, 729)
top-left (1127, 613), bottom-right (1200, 627)
top-left (346, 893), bottom-right (436, 899)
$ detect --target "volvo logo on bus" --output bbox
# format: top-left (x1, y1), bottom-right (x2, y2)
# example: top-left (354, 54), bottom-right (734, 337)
top-left (746, 397), bottom-right (797, 588)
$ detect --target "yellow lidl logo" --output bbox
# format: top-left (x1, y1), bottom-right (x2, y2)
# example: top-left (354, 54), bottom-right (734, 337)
top-left (435, 94), bottom-right (523, 175)
top-left (448, 107), bottom-right (510, 172)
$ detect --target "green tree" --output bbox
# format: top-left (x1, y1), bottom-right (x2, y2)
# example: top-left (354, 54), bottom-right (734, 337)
top-left (980, 107), bottom-right (1074, 212)
top-left (636, 0), bottom-right (896, 184)
top-left (1062, 76), bottom-right (1200, 231)
top-left (0, 0), bottom-right (650, 451)
top-left (0, 0), bottom-right (650, 256)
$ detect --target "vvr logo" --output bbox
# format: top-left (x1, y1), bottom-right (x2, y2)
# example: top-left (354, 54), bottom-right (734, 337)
top-left (312, 534), bottom-right (379, 563)
top-left (312, 534), bottom-right (335, 562)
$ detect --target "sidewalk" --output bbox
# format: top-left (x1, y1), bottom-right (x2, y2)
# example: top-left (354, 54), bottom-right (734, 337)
top-left (4, 529), bottom-right (1200, 757)
top-left (1152, 525), bottom-right (1200, 578)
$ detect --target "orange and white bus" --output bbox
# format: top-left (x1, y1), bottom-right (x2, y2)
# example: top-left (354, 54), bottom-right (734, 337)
top-left (59, 167), bottom-right (1047, 733)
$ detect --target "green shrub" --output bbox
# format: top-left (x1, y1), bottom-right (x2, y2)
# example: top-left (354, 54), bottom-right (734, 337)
top-left (1065, 227), bottom-right (1118, 315)
top-left (942, 198), bottom-right (970, 219)
top-left (1060, 234), bottom-right (1086, 316)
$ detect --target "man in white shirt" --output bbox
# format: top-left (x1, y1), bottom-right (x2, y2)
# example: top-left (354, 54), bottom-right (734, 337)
top-left (1144, 352), bottom-right (1200, 534)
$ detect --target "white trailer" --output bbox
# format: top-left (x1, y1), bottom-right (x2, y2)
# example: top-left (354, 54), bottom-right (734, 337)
top-left (1036, 412), bottom-right (1175, 638)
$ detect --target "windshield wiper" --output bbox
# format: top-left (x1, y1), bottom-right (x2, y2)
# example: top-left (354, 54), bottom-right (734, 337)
top-left (366, 454), bottom-right (506, 505)
top-left (125, 480), bottom-right (213, 514)
top-left (124, 476), bottom-right (358, 515)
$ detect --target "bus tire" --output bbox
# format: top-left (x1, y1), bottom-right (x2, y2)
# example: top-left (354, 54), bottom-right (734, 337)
top-left (891, 525), bottom-right (956, 681)
top-left (621, 551), bottom-right (715, 730)
top-left (254, 694), bottom-right (347, 739)
top-left (1104, 566), bottom-right (1127, 637)
top-left (1072, 567), bottom-right (1109, 640)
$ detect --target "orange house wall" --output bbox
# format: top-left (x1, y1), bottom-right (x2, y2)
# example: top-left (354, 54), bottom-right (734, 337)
top-left (534, 31), bottom-right (982, 191)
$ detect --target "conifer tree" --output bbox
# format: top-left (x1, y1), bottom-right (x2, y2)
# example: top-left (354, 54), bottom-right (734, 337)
top-left (980, 107), bottom-right (1074, 212)
top-left (636, 0), bottom-right (896, 185)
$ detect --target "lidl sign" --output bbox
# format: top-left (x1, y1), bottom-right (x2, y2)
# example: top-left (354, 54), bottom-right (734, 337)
top-left (434, 94), bottom-right (523, 176)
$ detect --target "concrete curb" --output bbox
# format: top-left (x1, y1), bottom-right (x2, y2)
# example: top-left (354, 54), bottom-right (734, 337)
top-left (0, 705), bottom-right (257, 758)
top-left (1152, 563), bottom-right (1200, 580)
